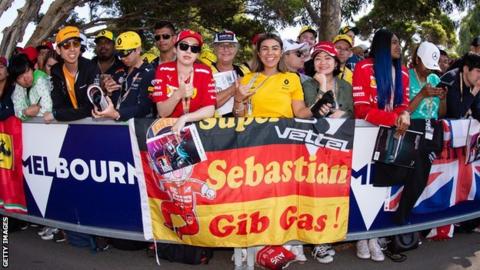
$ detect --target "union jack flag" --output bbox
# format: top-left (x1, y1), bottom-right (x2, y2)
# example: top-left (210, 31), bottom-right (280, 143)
top-left (385, 120), bottom-right (480, 213)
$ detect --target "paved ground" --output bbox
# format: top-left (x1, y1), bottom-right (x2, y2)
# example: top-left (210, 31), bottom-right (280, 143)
top-left (4, 225), bottom-right (480, 270)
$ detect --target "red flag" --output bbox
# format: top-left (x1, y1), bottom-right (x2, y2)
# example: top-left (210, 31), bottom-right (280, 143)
top-left (0, 116), bottom-right (26, 213)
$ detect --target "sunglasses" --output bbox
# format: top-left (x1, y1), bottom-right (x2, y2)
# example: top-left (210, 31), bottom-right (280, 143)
top-left (155, 34), bottom-right (172, 41)
top-left (178, 42), bottom-right (201, 54)
top-left (60, 40), bottom-right (81, 50)
top-left (118, 49), bottom-right (135, 58)
top-left (293, 51), bottom-right (305, 58)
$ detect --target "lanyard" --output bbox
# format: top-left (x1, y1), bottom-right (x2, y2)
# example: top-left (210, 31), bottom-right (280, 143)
top-left (116, 70), bottom-right (140, 110)
top-left (246, 72), bottom-right (271, 116)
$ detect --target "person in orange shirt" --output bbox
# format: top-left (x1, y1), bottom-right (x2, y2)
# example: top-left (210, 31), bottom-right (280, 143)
top-left (47, 26), bottom-right (100, 122)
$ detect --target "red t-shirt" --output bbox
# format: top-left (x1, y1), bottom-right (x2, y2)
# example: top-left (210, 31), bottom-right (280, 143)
top-left (352, 58), bottom-right (410, 126)
top-left (152, 61), bottom-right (216, 117)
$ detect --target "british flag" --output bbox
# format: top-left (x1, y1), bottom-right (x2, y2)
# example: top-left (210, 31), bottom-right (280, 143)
top-left (385, 120), bottom-right (480, 213)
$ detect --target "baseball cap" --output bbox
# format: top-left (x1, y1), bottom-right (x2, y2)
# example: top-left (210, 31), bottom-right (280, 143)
top-left (0, 56), bottom-right (7, 67)
top-left (176, 29), bottom-right (203, 47)
top-left (298, 26), bottom-right (317, 38)
top-left (36, 40), bottom-right (54, 51)
top-left (115, 31), bottom-right (142, 50)
top-left (333, 34), bottom-right (353, 47)
top-left (20, 46), bottom-right (38, 65)
top-left (95, 30), bottom-right (114, 43)
top-left (251, 33), bottom-right (264, 46)
top-left (213, 30), bottom-right (238, 43)
top-left (56, 26), bottom-right (82, 45)
top-left (311, 41), bottom-right (338, 58)
top-left (339, 26), bottom-right (359, 35)
top-left (417, 41), bottom-right (441, 71)
top-left (282, 39), bottom-right (307, 53)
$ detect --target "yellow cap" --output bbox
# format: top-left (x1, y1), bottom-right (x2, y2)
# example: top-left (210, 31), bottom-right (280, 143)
top-left (95, 30), bottom-right (114, 42)
top-left (142, 52), bottom-right (157, 63)
top-left (115, 31), bottom-right (141, 50)
top-left (199, 46), bottom-right (216, 66)
top-left (332, 34), bottom-right (353, 47)
top-left (298, 26), bottom-right (317, 38)
top-left (56, 26), bottom-right (81, 45)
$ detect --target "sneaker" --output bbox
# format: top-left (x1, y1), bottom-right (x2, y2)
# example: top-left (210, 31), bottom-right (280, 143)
top-left (312, 244), bottom-right (334, 263)
top-left (231, 248), bottom-right (247, 262)
top-left (53, 230), bottom-right (66, 243)
top-left (324, 244), bottom-right (335, 256)
top-left (356, 240), bottom-right (370, 259)
top-left (37, 227), bottom-right (49, 236)
top-left (291, 245), bottom-right (307, 262)
top-left (41, 228), bottom-right (58, 241)
top-left (368, 238), bottom-right (385, 262)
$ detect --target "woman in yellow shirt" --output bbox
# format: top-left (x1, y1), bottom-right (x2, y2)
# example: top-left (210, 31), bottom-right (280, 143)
top-left (233, 33), bottom-right (329, 118)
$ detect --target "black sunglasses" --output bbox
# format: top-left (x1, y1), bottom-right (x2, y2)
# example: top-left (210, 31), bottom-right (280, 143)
top-left (178, 42), bottom-right (201, 54)
top-left (118, 49), bottom-right (135, 58)
top-left (294, 51), bottom-right (305, 58)
top-left (155, 34), bottom-right (172, 41)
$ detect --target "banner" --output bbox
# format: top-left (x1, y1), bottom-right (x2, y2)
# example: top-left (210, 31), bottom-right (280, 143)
top-left (22, 122), bottom-right (143, 232)
top-left (0, 116), bottom-right (26, 213)
top-left (136, 117), bottom-right (354, 247)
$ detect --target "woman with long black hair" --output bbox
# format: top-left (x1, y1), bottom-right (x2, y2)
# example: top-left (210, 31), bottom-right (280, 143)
top-left (352, 28), bottom-right (410, 262)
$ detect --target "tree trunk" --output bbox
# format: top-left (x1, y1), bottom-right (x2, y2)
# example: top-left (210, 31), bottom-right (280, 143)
top-left (26, 0), bottom-right (88, 48)
top-left (0, 0), bottom-right (15, 19)
top-left (318, 0), bottom-right (341, 41)
top-left (0, 0), bottom-right (43, 57)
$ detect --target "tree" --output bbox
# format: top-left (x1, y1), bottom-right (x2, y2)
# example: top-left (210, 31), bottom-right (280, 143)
top-left (26, 0), bottom-right (90, 48)
top-left (0, 0), bottom-right (15, 19)
top-left (353, 0), bottom-right (472, 57)
top-left (458, 4), bottom-right (480, 55)
top-left (0, 0), bottom-right (43, 57)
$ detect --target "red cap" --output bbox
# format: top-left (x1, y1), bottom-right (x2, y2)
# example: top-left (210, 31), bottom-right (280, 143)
top-left (0, 56), bottom-right (7, 67)
top-left (36, 40), bottom-right (54, 50)
top-left (20, 46), bottom-right (38, 65)
top-left (251, 33), bottom-right (264, 46)
top-left (176, 29), bottom-right (203, 47)
top-left (312, 41), bottom-right (338, 58)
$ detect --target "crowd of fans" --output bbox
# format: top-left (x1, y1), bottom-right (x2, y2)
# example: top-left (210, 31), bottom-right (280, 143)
top-left (1, 21), bottom-right (480, 265)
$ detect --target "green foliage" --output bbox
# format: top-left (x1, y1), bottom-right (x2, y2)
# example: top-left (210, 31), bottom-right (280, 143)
top-left (354, 0), bottom-right (470, 58)
top-left (458, 4), bottom-right (480, 55)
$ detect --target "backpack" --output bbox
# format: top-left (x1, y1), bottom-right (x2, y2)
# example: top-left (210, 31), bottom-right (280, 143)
top-left (109, 238), bottom-right (148, 251)
top-left (388, 232), bottom-right (420, 253)
top-left (65, 231), bottom-right (109, 252)
top-left (155, 243), bottom-right (213, 265)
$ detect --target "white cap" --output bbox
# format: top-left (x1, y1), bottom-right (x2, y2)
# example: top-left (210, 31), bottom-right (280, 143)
top-left (213, 30), bottom-right (238, 43)
top-left (417, 41), bottom-right (441, 71)
top-left (282, 39), bottom-right (307, 53)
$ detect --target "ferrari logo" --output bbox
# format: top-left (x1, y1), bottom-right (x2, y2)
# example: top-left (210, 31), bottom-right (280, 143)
top-left (0, 133), bottom-right (13, 170)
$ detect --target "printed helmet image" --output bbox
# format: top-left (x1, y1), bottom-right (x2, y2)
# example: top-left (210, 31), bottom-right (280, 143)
top-left (162, 165), bottom-right (193, 182)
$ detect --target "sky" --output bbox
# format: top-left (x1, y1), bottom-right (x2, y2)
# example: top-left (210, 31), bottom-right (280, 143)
top-left (0, 0), bottom-right (467, 57)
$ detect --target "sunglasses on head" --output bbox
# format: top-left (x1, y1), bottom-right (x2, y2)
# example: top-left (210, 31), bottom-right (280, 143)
top-left (178, 42), bottom-right (201, 54)
top-left (155, 34), bottom-right (172, 41)
top-left (60, 39), bottom-right (81, 50)
top-left (118, 49), bottom-right (135, 58)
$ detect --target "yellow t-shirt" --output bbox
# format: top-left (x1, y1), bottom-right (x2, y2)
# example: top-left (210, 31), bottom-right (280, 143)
top-left (338, 66), bottom-right (352, 85)
top-left (240, 72), bottom-right (304, 118)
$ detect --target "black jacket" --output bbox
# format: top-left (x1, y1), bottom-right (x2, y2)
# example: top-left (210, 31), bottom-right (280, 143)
top-left (0, 83), bottom-right (14, 120)
top-left (111, 62), bottom-right (154, 121)
top-left (443, 68), bottom-right (480, 120)
top-left (50, 57), bottom-right (100, 121)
